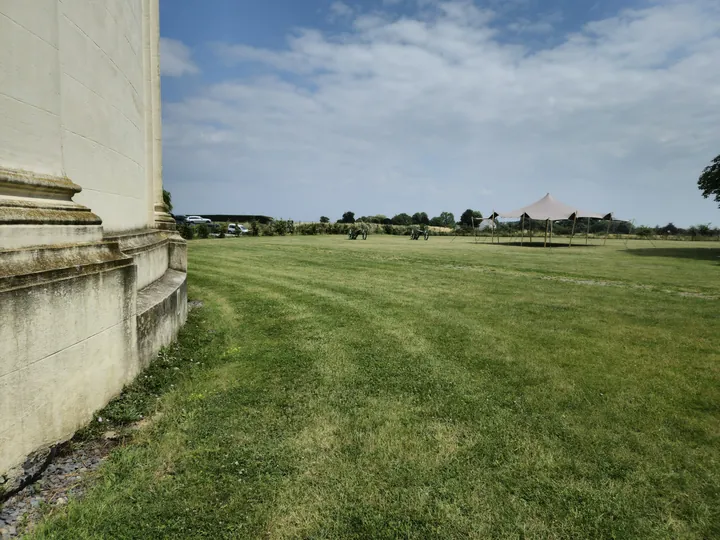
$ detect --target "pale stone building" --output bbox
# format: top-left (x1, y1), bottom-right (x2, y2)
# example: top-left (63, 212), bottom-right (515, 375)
top-left (0, 0), bottom-right (187, 487)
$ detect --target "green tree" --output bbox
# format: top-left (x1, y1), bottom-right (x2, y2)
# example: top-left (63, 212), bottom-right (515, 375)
top-left (341, 211), bottom-right (356, 224)
top-left (163, 189), bottom-right (173, 212)
top-left (614, 221), bottom-right (632, 235)
top-left (439, 212), bottom-right (455, 227)
top-left (412, 212), bottom-right (430, 225)
top-left (698, 154), bottom-right (720, 207)
top-left (660, 222), bottom-right (678, 235)
top-left (320, 216), bottom-right (330, 223)
top-left (273, 219), bottom-right (291, 235)
top-left (459, 209), bottom-right (482, 228)
top-left (392, 213), bottom-right (412, 226)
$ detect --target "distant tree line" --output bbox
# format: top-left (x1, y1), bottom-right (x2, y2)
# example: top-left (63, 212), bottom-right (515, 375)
top-left (635, 222), bottom-right (719, 239)
top-left (332, 209), bottom-right (483, 228)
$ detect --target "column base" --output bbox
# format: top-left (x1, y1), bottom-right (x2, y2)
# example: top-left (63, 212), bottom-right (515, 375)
top-left (154, 204), bottom-right (176, 231)
top-left (0, 168), bottom-right (102, 249)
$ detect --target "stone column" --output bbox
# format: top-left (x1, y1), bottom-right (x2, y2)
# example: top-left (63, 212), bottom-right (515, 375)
top-left (142, 0), bottom-right (154, 227)
top-left (150, 0), bottom-right (175, 230)
top-left (0, 3), bottom-right (101, 249)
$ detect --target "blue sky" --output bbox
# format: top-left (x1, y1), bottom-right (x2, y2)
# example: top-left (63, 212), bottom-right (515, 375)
top-left (159, 0), bottom-right (720, 226)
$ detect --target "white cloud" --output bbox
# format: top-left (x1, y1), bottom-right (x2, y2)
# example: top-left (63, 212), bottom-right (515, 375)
top-left (164, 0), bottom-right (720, 225)
top-left (508, 11), bottom-right (563, 35)
top-left (160, 38), bottom-right (199, 77)
top-left (329, 1), bottom-right (354, 20)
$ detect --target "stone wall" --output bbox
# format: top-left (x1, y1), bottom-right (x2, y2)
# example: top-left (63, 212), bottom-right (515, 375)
top-left (0, 1), bottom-right (187, 488)
top-left (0, 0), bottom-right (154, 234)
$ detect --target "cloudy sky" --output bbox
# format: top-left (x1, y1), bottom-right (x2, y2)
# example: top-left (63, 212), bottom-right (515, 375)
top-left (159, 0), bottom-right (720, 226)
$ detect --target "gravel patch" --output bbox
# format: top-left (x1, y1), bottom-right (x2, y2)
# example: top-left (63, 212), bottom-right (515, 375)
top-left (0, 439), bottom-right (119, 538)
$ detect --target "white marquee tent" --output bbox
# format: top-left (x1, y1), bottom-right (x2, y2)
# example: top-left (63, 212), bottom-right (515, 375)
top-left (493, 193), bottom-right (612, 221)
top-left (486, 193), bottom-right (614, 246)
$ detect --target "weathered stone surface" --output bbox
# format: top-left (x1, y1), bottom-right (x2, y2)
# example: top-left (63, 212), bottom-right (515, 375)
top-left (107, 230), bottom-right (171, 290)
top-left (137, 269), bottom-right (188, 368)
top-left (0, 0), bottom-right (187, 492)
top-left (0, 253), bottom-right (138, 478)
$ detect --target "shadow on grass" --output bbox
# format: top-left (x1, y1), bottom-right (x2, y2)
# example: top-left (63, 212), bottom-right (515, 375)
top-left (626, 247), bottom-right (720, 262)
top-left (479, 241), bottom-right (600, 249)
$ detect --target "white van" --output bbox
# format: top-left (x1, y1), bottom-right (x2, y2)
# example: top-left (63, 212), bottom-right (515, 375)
top-left (227, 224), bottom-right (249, 235)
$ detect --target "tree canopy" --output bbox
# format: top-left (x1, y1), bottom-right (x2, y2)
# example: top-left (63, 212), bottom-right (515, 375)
top-left (660, 222), bottom-right (678, 235)
top-left (698, 154), bottom-right (720, 207)
top-left (341, 211), bottom-right (356, 224)
top-left (429, 212), bottom-right (455, 228)
top-left (320, 216), bottom-right (330, 223)
top-left (441, 212), bottom-right (455, 227)
top-left (356, 215), bottom-right (387, 224)
top-left (412, 212), bottom-right (430, 225)
top-left (459, 209), bottom-right (483, 227)
top-left (163, 189), bottom-right (173, 212)
top-left (392, 213), bottom-right (413, 226)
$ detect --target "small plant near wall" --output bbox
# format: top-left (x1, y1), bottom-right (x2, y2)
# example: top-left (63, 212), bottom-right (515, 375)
top-left (197, 223), bottom-right (210, 239)
top-left (179, 223), bottom-right (194, 240)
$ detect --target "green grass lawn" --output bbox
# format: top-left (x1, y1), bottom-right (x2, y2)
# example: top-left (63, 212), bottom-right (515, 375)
top-left (32, 237), bottom-right (720, 538)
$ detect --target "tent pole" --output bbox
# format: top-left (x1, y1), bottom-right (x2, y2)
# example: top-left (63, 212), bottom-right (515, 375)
top-left (586, 217), bottom-right (590, 245)
top-left (530, 219), bottom-right (533, 244)
top-left (550, 220), bottom-right (553, 248)
top-left (472, 216), bottom-right (477, 244)
top-left (521, 215), bottom-right (525, 246)
top-left (569, 215), bottom-right (577, 247)
top-left (604, 218), bottom-right (612, 246)
top-left (491, 213), bottom-right (495, 245)
top-left (544, 219), bottom-right (548, 247)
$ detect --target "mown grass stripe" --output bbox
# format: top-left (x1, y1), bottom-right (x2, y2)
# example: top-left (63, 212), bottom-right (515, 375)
top-left (30, 236), bottom-right (720, 539)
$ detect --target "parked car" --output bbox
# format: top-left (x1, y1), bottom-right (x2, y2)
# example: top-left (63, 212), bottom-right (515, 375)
top-left (228, 224), bottom-right (249, 236)
top-left (186, 215), bottom-right (212, 224)
top-left (174, 214), bottom-right (187, 225)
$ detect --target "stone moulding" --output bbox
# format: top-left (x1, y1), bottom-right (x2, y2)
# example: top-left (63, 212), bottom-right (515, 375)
top-left (154, 204), bottom-right (177, 231)
top-left (0, 242), bottom-right (133, 293)
top-left (0, 168), bottom-right (81, 199)
top-left (106, 229), bottom-right (170, 256)
top-left (106, 228), bottom-right (187, 278)
top-left (0, 168), bottom-right (101, 226)
top-left (0, 168), bottom-right (103, 249)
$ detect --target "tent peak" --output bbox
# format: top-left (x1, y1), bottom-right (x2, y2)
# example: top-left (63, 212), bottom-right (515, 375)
top-left (494, 193), bottom-right (610, 222)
